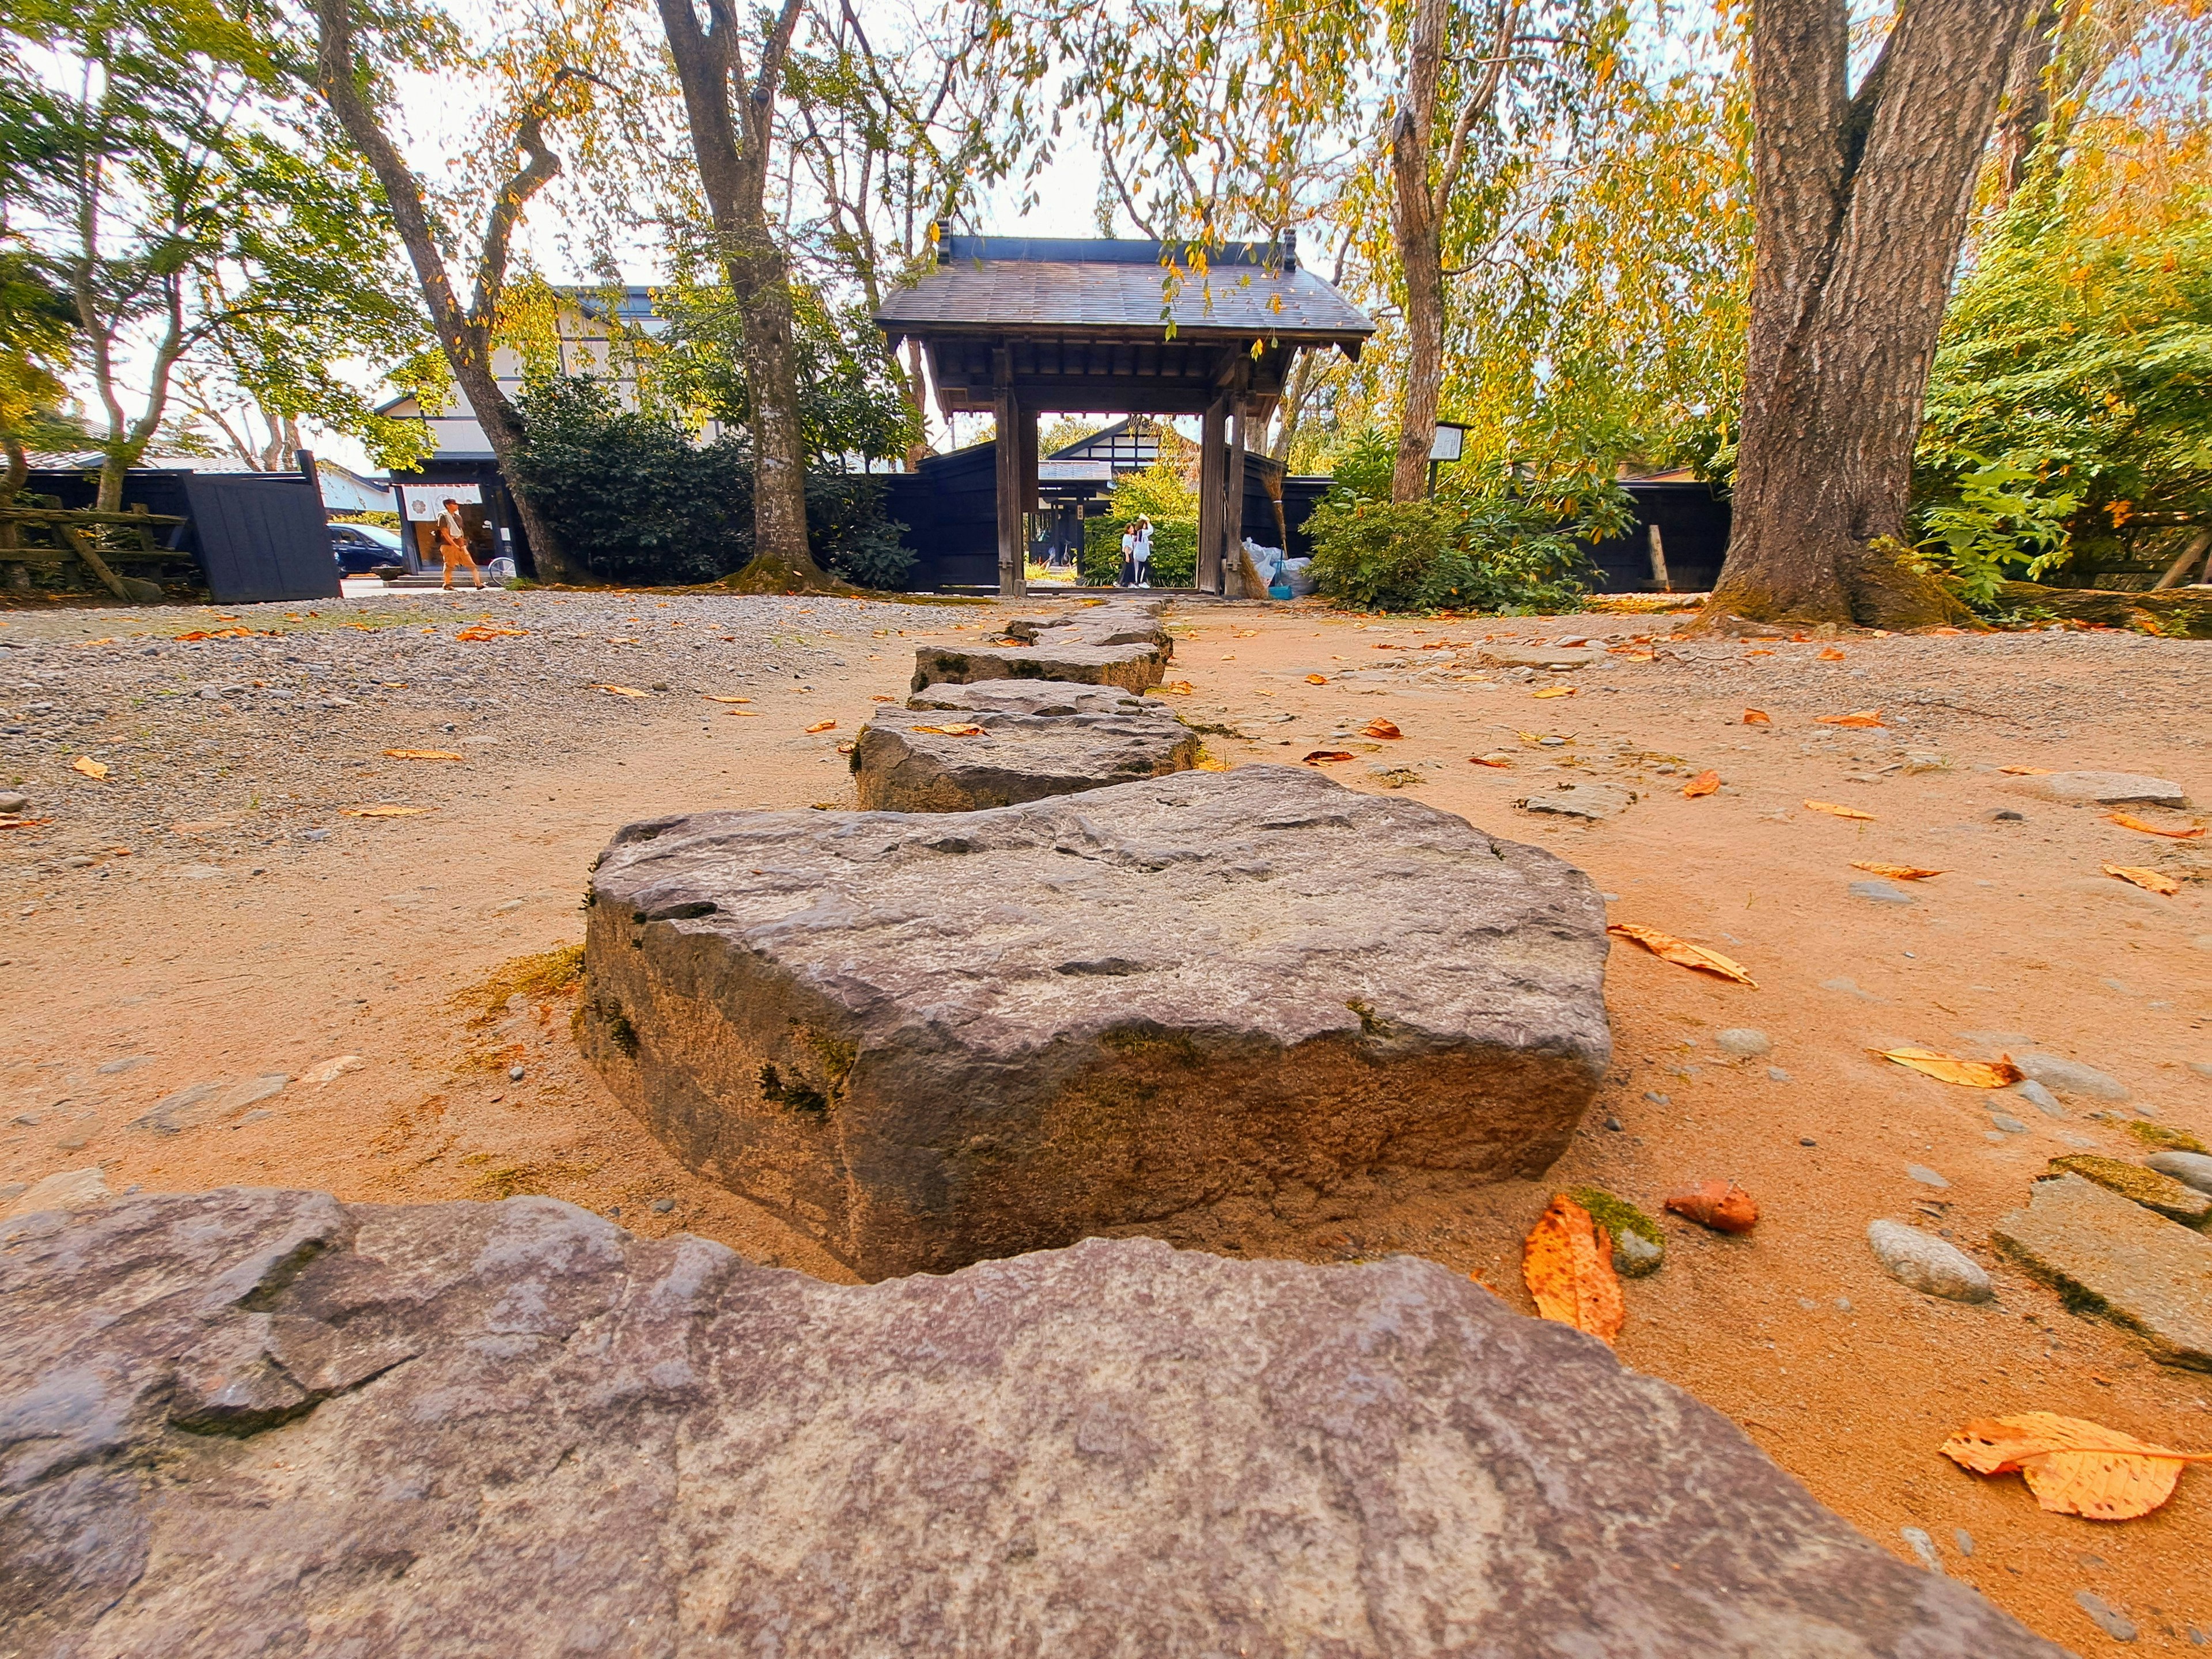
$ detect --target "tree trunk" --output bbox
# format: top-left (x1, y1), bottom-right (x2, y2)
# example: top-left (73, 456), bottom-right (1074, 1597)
top-left (1993, 0), bottom-right (2058, 203)
top-left (1386, 0), bottom-right (1448, 503)
top-left (657, 0), bottom-right (839, 594)
top-left (1706, 0), bottom-right (2029, 628)
top-left (308, 0), bottom-right (589, 585)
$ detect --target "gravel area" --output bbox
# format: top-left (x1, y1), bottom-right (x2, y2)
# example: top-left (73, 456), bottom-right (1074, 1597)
top-left (0, 590), bottom-right (975, 882)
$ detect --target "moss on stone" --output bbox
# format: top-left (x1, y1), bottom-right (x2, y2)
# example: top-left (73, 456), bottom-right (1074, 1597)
top-left (2046, 1155), bottom-right (2212, 1228)
top-left (1568, 1185), bottom-right (1665, 1277)
top-left (2127, 1121), bottom-right (2209, 1155)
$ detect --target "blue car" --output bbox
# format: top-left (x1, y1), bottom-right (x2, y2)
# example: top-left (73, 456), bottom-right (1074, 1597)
top-left (330, 522), bottom-right (407, 575)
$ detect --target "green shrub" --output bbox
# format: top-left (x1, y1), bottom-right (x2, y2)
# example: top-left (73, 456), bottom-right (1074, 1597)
top-left (511, 375), bottom-right (911, 587)
top-left (1305, 493), bottom-right (1586, 613)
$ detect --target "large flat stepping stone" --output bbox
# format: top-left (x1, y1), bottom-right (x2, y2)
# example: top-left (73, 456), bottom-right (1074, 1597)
top-left (582, 766), bottom-right (1613, 1279)
top-left (912, 600), bottom-right (1175, 693)
top-left (1994, 1173), bottom-right (2212, 1369)
top-left (0, 1187), bottom-right (2066, 1657)
top-left (909, 679), bottom-right (1152, 717)
top-left (851, 695), bottom-right (1198, 812)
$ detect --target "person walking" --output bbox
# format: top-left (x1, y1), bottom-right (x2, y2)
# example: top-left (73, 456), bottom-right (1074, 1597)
top-left (1132, 516), bottom-right (1153, 588)
top-left (434, 499), bottom-right (483, 591)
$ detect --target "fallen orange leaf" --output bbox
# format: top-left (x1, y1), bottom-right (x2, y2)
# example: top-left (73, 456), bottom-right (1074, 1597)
top-left (1998, 766), bottom-right (2052, 775)
top-left (1804, 800), bottom-right (1877, 820)
top-left (1606, 923), bottom-right (1758, 986)
top-left (1662, 1181), bottom-right (1759, 1234)
top-left (2105, 863), bottom-right (2180, 895)
top-left (1521, 1195), bottom-right (1624, 1344)
top-left (910, 723), bottom-right (986, 736)
top-left (1532, 685), bottom-right (1577, 699)
top-left (1306, 673), bottom-right (1328, 684)
top-left (805, 719), bottom-right (837, 733)
top-left (1301, 749), bottom-right (1355, 765)
top-left (1816, 647), bottom-right (1847, 661)
top-left (1468, 755), bottom-right (1513, 768)
top-left (71, 756), bottom-right (108, 780)
top-left (1745, 648), bottom-right (1775, 657)
top-left (1816, 709), bottom-right (1885, 728)
top-left (1942, 1412), bottom-right (2212, 1521)
top-left (593, 684), bottom-right (650, 698)
top-left (2108, 812), bottom-right (2205, 839)
top-left (341, 805), bottom-right (429, 818)
top-left (1156, 681), bottom-right (1195, 695)
top-left (870, 694), bottom-right (897, 702)
top-left (383, 749), bottom-right (464, 762)
top-left (1850, 861), bottom-right (1943, 879)
top-left (1363, 718), bottom-right (1402, 739)
top-left (1743, 709), bottom-right (1771, 725)
top-left (454, 627), bottom-right (526, 641)
top-left (703, 695), bottom-right (753, 704)
top-left (0, 816), bottom-right (52, 828)
top-left (1681, 770), bottom-right (1720, 798)
top-left (1873, 1048), bottom-right (2024, 1087)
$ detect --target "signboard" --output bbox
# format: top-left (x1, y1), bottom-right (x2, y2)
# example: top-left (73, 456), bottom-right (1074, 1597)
top-left (400, 484), bottom-right (482, 520)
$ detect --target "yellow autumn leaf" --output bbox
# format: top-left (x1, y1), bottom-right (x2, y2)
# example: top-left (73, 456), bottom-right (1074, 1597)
top-left (383, 749), bottom-right (464, 761)
top-left (702, 695), bottom-right (752, 704)
top-left (1606, 923), bottom-right (1758, 986)
top-left (1804, 800), bottom-right (1877, 820)
top-left (1156, 680), bottom-right (1195, 695)
top-left (1873, 1048), bottom-right (2025, 1087)
top-left (1532, 685), bottom-right (1577, 699)
top-left (805, 719), bottom-right (837, 733)
top-left (1942, 1412), bottom-right (2212, 1521)
top-left (1815, 709), bottom-right (1885, 728)
top-left (593, 684), bottom-right (650, 698)
top-left (71, 755), bottom-right (108, 780)
top-left (2108, 811), bottom-right (2205, 840)
top-left (2105, 863), bottom-right (2180, 895)
top-left (1849, 861), bottom-right (1943, 879)
top-left (341, 805), bottom-right (430, 818)
top-left (1680, 770), bottom-right (1719, 798)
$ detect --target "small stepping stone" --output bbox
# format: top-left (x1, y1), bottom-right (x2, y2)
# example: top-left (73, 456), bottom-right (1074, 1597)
top-left (1516, 782), bottom-right (1637, 821)
top-left (582, 766), bottom-right (1613, 1280)
top-left (2046, 1154), bottom-right (2212, 1228)
top-left (2148, 1150), bottom-right (2212, 1195)
top-left (913, 601), bottom-right (1173, 694)
top-left (2015, 1052), bottom-right (2129, 1102)
top-left (852, 697), bottom-right (1199, 812)
top-left (2002, 770), bottom-right (2187, 807)
top-left (1474, 644), bottom-right (1600, 671)
top-left (1994, 1173), bottom-right (2212, 1369)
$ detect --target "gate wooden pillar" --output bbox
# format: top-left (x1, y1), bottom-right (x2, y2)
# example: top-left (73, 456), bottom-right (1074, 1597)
top-left (993, 346), bottom-right (1025, 600)
top-left (1225, 404), bottom-right (1249, 593)
top-left (1197, 395), bottom-right (1228, 594)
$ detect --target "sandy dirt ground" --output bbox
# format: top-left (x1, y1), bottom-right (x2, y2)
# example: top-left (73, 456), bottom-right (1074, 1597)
top-left (3, 589), bottom-right (2208, 1652)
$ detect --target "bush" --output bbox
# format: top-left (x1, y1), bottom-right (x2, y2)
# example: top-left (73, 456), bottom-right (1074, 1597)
top-left (510, 375), bottom-right (911, 587)
top-left (1305, 493), bottom-right (1587, 613)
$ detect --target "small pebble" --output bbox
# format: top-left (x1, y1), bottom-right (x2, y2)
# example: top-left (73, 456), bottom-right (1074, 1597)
top-left (508, 1065), bottom-right (525, 1082)
top-left (1715, 1027), bottom-right (1770, 1059)
top-left (1799, 1137), bottom-right (1816, 1147)
top-left (1953, 1529), bottom-right (1974, 1559)
top-left (1643, 1091), bottom-right (1669, 1105)
top-left (1899, 1527), bottom-right (1942, 1575)
top-left (2075, 1590), bottom-right (2137, 1643)
top-left (1604, 1115), bottom-right (1623, 1132)
top-left (1991, 808), bottom-right (2025, 821)
top-left (2013, 1078), bottom-right (2065, 1118)
top-left (1988, 1113), bottom-right (2029, 1134)
top-left (1866, 1219), bottom-right (1993, 1303)
top-left (651, 1198), bottom-right (675, 1214)
top-left (1768, 1067), bottom-right (1791, 1082)
top-left (1834, 1297), bottom-right (1851, 1312)
top-left (0, 790), bottom-right (28, 814)
top-left (1906, 1164), bottom-right (1951, 1189)
top-left (1849, 878), bottom-right (1917, 906)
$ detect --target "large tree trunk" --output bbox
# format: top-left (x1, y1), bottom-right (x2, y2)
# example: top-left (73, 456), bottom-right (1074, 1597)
top-left (309, 0), bottom-right (588, 585)
top-left (657, 0), bottom-right (838, 594)
top-left (1992, 0), bottom-right (2059, 203)
top-left (1706, 0), bottom-right (2029, 628)
top-left (1386, 0), bottom-right (1448, 503)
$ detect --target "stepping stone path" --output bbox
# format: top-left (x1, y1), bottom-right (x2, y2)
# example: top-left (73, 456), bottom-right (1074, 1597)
top-left (851, 680), bottom-right (1198, 812)
top-left (1517, 781), bottom-right (1637, 821)
top-left (911, 597), bottom-right (1173, 694)
top-left (2001, 770), bottom-right (2188, 807)
top-left (1994, 1173), bottom-right (2212, 1369)
top-left (582, 765), bottom-right (1613, 1280)
top-left (0, 1187), bottom-right (2067, 1658)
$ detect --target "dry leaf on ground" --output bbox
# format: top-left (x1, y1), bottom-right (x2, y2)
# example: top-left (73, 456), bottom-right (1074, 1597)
top-left (1662, 1181), bottom-right (1760, 1233)
top-left (1306, 673), bottom-right (1328, 684)
top-left (1815, 709), bottom-right (1885, 728)
top-left (1941, 1411), bottom-right (2212, 1520)
top-left (805, 719), bottom-right (837, 733)
top-left (383, 749), bottom-right (464, 762)
top-left (2105, 863), bottom-right (2180, 895)
top-left (1301, 749), bottom-right (1355, 765)
top-left (1850, 861), bottom-right (1943, 879)
top-left (703, 695), bottom-right (752, 704)
top-left (1681, 770), bottom-right (1720, 798)
top-left (1816, 647), bottom-right (1847, 661)
top-left (1743, 709), bottom-right (1772, 725)
top-left (593, 684), bottom-right (649, 698)
top-left (71, 756), bottom-right (108, 780)
top-left (1804, 800), bottom-right (1877, 820)
top-left (454, 627), bottom-right (526, 641)
top-left (2108, 812), bottom-right (2205, 839)
top-left (911, 723), bottom-right (986, 736)
top-left (0, 816), bottom-right (52, 828)
top-left (1363, 718), bottom-right (1402, 739)
top-left (1874, 1048), bottom-right (2025, 1087)
top-left (1532, 685), bottom-right (1577, 699)
top-left (1468, 754), bottom-right (1513, 768)
top-left (1192, 753), bottom-right (1230, 771)
top-left (1999, 765), bottom-right (2052, 775)
top-left (726, 709), bottom-right (759, 717)
top-left (1521, 1195), bottom-right (1624, 1344)
top-left (342, 805), bottom-right (429, 818)
top-left (1156, 680), bottom-right (1195, 695)
top-left (1606, 923), bottom-right (1758, 986)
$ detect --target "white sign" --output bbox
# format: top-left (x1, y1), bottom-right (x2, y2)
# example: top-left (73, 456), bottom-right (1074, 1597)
top-left (402, 484), bottom-right (482, 520)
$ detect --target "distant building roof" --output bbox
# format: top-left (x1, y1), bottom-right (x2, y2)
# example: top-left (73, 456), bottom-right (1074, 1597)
top-left (877, 235), bottom-right (1373, 348)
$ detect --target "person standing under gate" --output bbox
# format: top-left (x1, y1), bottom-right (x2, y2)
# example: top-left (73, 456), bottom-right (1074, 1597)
top-left (1118, 521), bottom-right (1139, 586)
top-left (1132, 515), bottom-right (1153, 588)
top-left (435, 498), bottom-right (484, 590)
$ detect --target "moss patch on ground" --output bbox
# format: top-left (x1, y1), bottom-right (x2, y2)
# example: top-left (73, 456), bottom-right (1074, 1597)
top-left (1567, 1185), bottom-right (1666, 1277)
top-left (459, 944), bottom-right (585, 1027)
top-left (2046, 1155), bottom-right (2212, 1228)
top-left (2127, 1121), bottom-right (2209, 1155)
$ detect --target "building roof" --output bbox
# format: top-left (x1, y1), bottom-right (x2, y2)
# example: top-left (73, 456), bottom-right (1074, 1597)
top-left (876, 236), bottom-right (1373, 347)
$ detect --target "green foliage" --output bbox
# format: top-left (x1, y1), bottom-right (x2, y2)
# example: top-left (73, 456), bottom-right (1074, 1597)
top-left (1078, 459), bottom-right (1199, 586)
top-left (1916, 152), bottom-right (2212, 586)
top-left (510, 376), bottom-right (912, 588)
top-left (1305, 488), bottom-right (1586, 613)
